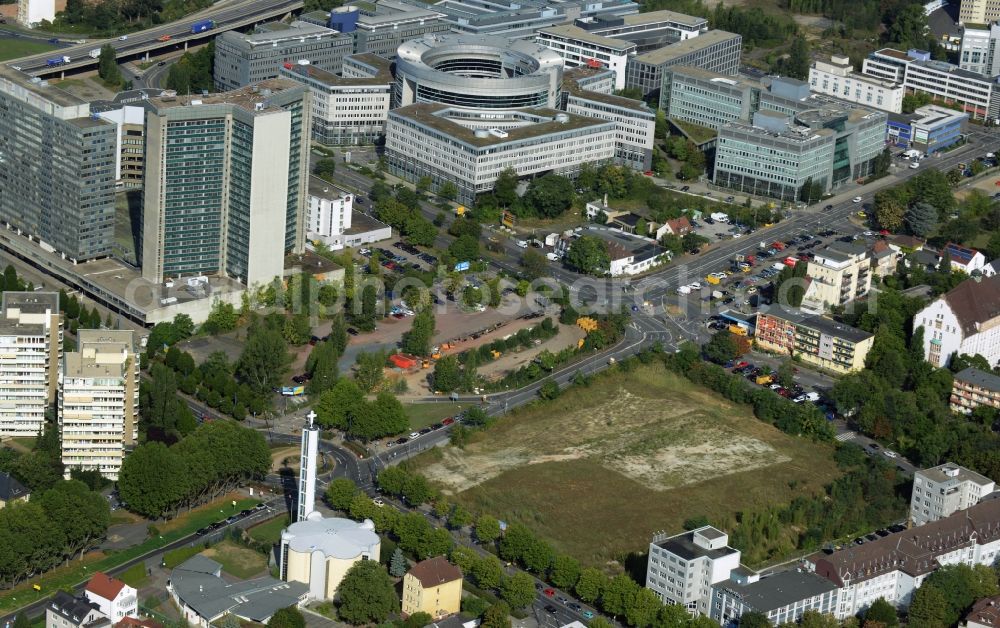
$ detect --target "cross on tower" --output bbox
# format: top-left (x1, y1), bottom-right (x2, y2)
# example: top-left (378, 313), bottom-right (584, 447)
top-left (307, 410), bottom-right (316, 428)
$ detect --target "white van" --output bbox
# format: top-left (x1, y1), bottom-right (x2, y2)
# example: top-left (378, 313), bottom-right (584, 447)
top-left (516, 240), bottom-right (528, 248)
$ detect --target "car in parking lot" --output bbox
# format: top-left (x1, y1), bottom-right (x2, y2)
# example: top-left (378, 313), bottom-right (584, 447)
top-left (544, 588), bottom-right (555, 597)
top-left (853, 197), bottom-right (862, 203)
top-left (442, 417), bottom-right (455, 425)
top-left (883, 450), bottom-right (898, 458)
top-left (583, 611), bottom-right (595, 619)
top-left (373, 497), bottom-right (385, 507)
top-left (396, 437), bottom-right (409, 445)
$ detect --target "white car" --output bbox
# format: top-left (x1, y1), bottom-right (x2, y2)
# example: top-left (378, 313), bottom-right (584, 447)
top-left (883, 450), bottom-right (898, 459)
top-left (687, 282), bottom-right (702, 290)
top-left (119, 35), bottom-right (128, 40)
top-left (516, 240), bottom-right (528, 248)
top-left (909, 162), bottom-right (920, 169)
top-left (372, 497), bottom-right (385, 507)
top-left (546, 252), bottom-right (559, 261)
top-left (409, 431), bottom-right (420, 439)
top-left (852, 197), bottom-right (862, 203)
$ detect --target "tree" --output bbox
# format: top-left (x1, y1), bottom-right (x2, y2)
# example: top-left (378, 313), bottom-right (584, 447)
top-left (475, 514), bottom-right (501, 543)
top-left (336, 561), bottom-right (398, 624)
top-left (625, 588), bottom-right (662, 628)
top-left (449, 234), bottom-right (480, 262)
top-left (39, 480), bottom-right (109, 559)
top-left (237, 327), bottom-right (290, 396)
top-left (888, 4), bottom-right (930, 49)
top-left (356, 284), bottom-right (380, 331)
top-left (354, 351), bottom-right (386, 392)
top-left (389, 547), bottom-right (408, 577)
top-left (472, 554), bottom-right (503, 590)
top-left (521, 248), bottom-right (550, 280)
top-left (566, 236), bottom-right (610, 276)
top-left (315, 379), bottom-right (364, 429)
top-left (575, 567), bottom-right (606, 604)
top-left (313, 158), bottom-right (336, 182)
top-left (326, 477), bottom-right (359, 511)
top-left (439, 181), bottom-right (458, 202)
top-left (404, 612), bottom-right (433, 628)
top-left (874, 191), bottom-right (906, 231)
top-left (13, 613), bottom-right (30, 628)
top-left (481, 602), bottom-right (511, 628)
top-left (97, 44), bottom-right (122, 86)
top-left (267, 607), bottom-right (306, 628)
top-left (494, 168), bottom-right (520, 208)
top-left (907, 584), bottom-right (949, 628)
top-left (549, 554), bottom-right (582, 590)
top-left (905, 202), bottom-right (938, 237)
top-left (500, 572), bottom-right (536, 609)
top-left (864, 598), bottom-right (898, 627)
top-left (432, 356), bottom-right (462, 393)
top-left (117, 442), bottom-right (188, 519)
top-left (524, 174), bottom-right (575, 218)
top-left (703, 331), bottom-right (739, 364)
top-left (305, 341), bottom-right (339, 396)
top-left (602, 575), bottom-right (640, 618)
top-left (402, 308), bottom-right (435, 356)
top-left (737, 611), bottom-right (770, 628)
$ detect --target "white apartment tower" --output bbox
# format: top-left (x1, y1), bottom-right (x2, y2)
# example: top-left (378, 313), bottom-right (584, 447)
top-left (306, 177), bottom-right (354, 249)
top-left (910, 463), bottom-right (995, 526)
top-left (645, 526), bottom-right (742, 616)
top-left (59, 330), bottom-right (138, 481)
top-left (0, 292), bottom-right (61, 438)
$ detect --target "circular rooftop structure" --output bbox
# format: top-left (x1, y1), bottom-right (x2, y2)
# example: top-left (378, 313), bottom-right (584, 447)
top-left (394, 33), bottom-right (564, 109)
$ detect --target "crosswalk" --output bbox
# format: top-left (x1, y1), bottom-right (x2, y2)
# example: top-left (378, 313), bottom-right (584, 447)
top-left (835, 431), bottom-right (856, 442)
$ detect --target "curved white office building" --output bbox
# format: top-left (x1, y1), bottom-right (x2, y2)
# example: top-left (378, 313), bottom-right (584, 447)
top-left (394, 33), bottom-right (564, 109)
top-left (279, 515), bottom-right (381, 601)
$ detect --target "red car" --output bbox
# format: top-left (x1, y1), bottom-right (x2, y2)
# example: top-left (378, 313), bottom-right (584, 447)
top-left (544, 588), bottom-right (555, 597)
top-left (734, 361), bottom-right (749, 369)
top-left (442, 417), bottom-right (455, 426)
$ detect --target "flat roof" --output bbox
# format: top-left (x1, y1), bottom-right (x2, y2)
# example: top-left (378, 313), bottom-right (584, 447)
top-left (669, 65), bottom-right (762, 88)
top-left (346, 210), bottom-right (392, 235)
top-left (874, 48), bottom-right (915, 62)
top-left (721, 570), bottom-right (836, 612)
top-left (149, 79), bottom-right (302, 115)
top-left (282, 62), bottom-right (392, 87)
top-left (229, 21), bottom-right (341, 44)
top-left (759, 308), bottom-right (873, 343)
top-left (564, 75), bottom-right (652, 113)
top-left (308, 175), bottom-right (351, 200)
top-left (537, 24), bottom-right (636, 50)
top-left (390, 103), bottom-right (614, 148)
top-left (634, 30), bottom-right (741, 66)
top-left (655, 529), bottom-right (739, 561)
top-left (918, 461), bottom-right (995, 487)
top-left (621, 9), bottom-right (706, 27)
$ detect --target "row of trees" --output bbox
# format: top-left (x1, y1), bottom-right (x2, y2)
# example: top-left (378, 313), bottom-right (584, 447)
top-left (118, 421), bottom-right (269, 518)
top-left (872, 169), bottom-right (955, 236)
top-left (313, 380), bottom-right (409, 441)
top-left (371, 182), bottom-right (439, 248)
top-left (0, 479), bottom-right (109, 588)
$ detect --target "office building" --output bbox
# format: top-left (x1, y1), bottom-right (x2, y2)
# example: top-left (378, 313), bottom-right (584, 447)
top-left (536, 25), bottom-right (637, 90)
top-left (754, 308), bottom-right (874, 374)
top-left (46, 592), bottom-right (109, 628)
top-left (306, 177), bottom-right (391, 250)
top-left (960, 23), bottom-right (1000, 76)
top-left (808, 55), bottom-right (905, 113)
top-left (660, 66), bottom-right (762, 130)
top-left (800, 242), bottom-right (873, 310)
top-left (324, 2), bottom-right (451, 58)
top-left (170, 556), bottom-right (309, 627)
top-left (59, 330), bottom-right (139, 481)
top-left (214, 21), bottom-right (353, 91)
top-left (0, 471), bottom-right (29, 509)
top-left (915, 275), bottom-right (1000, 368)
top-left (573, 10), bottom-right (708, 52)
top-left (385, 104), bottom-right (616, 205)
top-left (393, 34), bottom-right (565, 109)
top-left (886, 104), bottom-right (968, 153)
top-left (710, 569), bottom-right (839, 626)
top-left (84, 573), bottom-right (137, 623)
top-left (563, 67), bottom-right (656, 170)
top-left (96, 106), bottom-right (146, 190)
top-left (142, 80), bottom-right (310, 287)
top-left (280, 54), bottom-right (392, 145)
top-left (17, 0), bottom-right (54, 27)
top-left (624, 30), bottom-right (742, 98)
top-left (910, 463), bottom-right (995, 526)
top-left (714, 93), bottom-right (886, 204)
top-left (960, 0), bottom-right (1000, 29)
top-left (645, 526), bottom-right (741, 616)
top-left (951, 367), bottom-right (1000, 414)
top-left (0, 292), bottom-right (62, 439)
top-left (810, 498), bottom-right (1000, 618)
top-left (863, 48), bottom-right (1000, 122)
top-left (0, 69), bottom-right (118, 262)
top-left (411, 0), bottom-right (639, 41)
top-left (402, 557), bottom-right (463, 620)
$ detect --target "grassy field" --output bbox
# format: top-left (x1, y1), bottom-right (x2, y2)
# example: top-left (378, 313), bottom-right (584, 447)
top-left (248, 516), bottom-right (289, 547)
top-left (0, 39), bottom-right (57, 63)
top-left (405, 402), bottom-right (469, 430)
top-left (201, 540), bottom-right (267, 579)
top-left (0, 495), bottom-right (260, 614)
top-left (117, 563), bottom-right (148, 588)
top-left (410, 366), bottom-right (840, 566)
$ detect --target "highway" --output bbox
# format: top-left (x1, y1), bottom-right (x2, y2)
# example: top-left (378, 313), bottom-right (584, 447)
top-left (6, 0), bottom-right (303, 76)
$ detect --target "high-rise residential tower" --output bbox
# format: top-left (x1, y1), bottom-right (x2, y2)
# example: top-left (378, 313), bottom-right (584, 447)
top-left (0, 292), bottom-right (61, 438)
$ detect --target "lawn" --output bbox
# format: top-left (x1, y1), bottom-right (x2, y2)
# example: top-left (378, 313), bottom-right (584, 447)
top-left (0, 39), bottom-right (57, 63)
top-left (248, 516), bottom-right (289, 547)
top-left (117, 563), bottom-right (148, 588)
top-left (405, 402), bottom-right (469, 430)
top-left (201, 540), bottom-right (267, 579)
top-left (0, 494), bottom-right (261, 614)
top-left (410, 366), bottom-right (841, 566)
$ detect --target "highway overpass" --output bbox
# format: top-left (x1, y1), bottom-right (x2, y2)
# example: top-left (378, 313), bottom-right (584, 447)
top-left (8, 0), bottom-right (304, 76)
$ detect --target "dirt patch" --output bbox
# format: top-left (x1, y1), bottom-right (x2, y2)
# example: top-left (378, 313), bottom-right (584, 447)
top-left (270, 446), bottom-right (299, 473)
top-left (422, 381), bottom-right (787, 494)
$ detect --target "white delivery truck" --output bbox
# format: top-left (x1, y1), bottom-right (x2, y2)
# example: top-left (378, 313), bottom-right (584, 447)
top-left (89, 49), bottom-right (101, 58)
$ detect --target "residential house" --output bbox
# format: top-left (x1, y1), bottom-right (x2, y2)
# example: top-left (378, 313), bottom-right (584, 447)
top-left (662, 217), bottom-right (693, 237)
top-left (46, 592), bottom-right (109, 628)
top-left (887, 234), bottom-right (925, 253)
top-left (808, 498), bottom-right (1000, 618)
top-left (983, 259), bottom-right (1000, 277)
top-left (402, 556), bottom-right (463, 620)
top-left (915, 275), bottom-right (1000, 368)
top-left (951, 367), bottom-right (1000, 415)
top-left (84, 573), bottom-right (137, 622)
top-left (754, 308), bottom-right (874, 374)
top-left (909, 463), bottom-right (995, 526)
top-left (611, 213), bottom-right (649, 235)
top-left (868, 239), bottom-right (898, 278)
top-left (607, 241), bottom-right (669, 276)
top-left (945, 242), bottom-right (987, 274)
top-left (0, 470), bottom-right (29, 508)
top-left (965, 595), bottom-right (1000, 627)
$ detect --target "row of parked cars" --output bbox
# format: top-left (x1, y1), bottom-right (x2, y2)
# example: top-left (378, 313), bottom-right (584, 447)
top-left (730, 361), bottom-right (822, 404)
top-left (385, 417), bottom-right (458, 448)
top-left (196, 503), bottom-right (267, 535)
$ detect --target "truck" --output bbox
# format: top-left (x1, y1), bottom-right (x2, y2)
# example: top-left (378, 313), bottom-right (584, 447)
top-left (732, 254), bottom-right (755, 272)
top-left (89, 48), bottom-right (101, 58)
top-left (190, 19), bottom-right (214, 34)
top-left (46, 56), bottom-right (71, 67)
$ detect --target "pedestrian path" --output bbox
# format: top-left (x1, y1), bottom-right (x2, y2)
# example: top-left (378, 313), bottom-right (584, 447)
top-left (835, 431), bottom-right (856, 442)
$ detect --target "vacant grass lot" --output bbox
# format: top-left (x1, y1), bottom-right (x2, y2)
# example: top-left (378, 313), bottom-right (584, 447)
top-left (412, 366), bottom-right (840, 565)
top-left (248, 516), bottom-right (289, 547)
top-left (0, 39), bottom-right (57, 62)
top-left (201, 540), bottom-right (267, 579)
top-left (405, 402), bottom-right (469, 430)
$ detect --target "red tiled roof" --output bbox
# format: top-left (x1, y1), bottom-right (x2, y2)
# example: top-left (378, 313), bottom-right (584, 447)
top-left (85, 573), bottom-right (126, 601)
top-left (966, 595), bottom-right (1000, 626)
top-left (407, 556), bottom-right (462, 589)
top-left (115, 619), bottom-right (161, 628)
